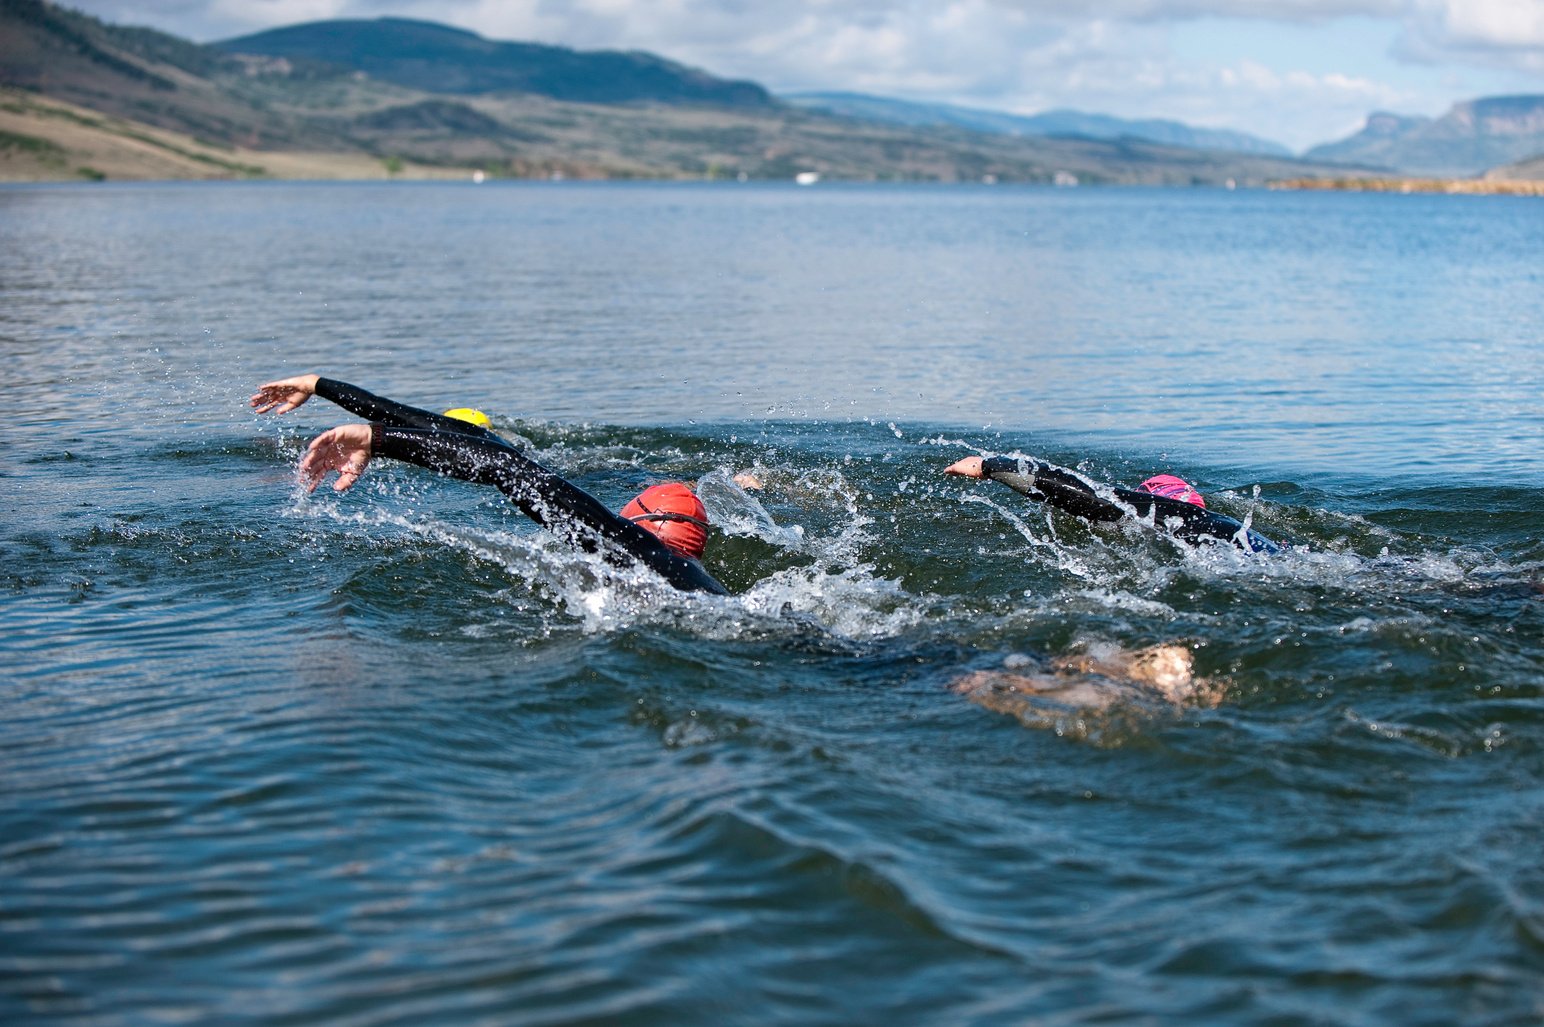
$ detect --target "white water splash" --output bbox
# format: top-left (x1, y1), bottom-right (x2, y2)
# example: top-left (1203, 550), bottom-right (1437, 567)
top-left (287, 464), bottom-right (930, 643)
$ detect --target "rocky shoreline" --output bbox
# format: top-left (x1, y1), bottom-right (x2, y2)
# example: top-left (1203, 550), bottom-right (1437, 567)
top-left (1271, 177), bottom-right (1544, 196)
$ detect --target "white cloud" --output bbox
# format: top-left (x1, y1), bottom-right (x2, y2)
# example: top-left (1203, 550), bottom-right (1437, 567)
top-left (207, 0), bottom-right (352, 33)
top-left (1399, 0), bottom-right (1544, 74)
top-left (1423, 0), bottom-right (1544, 46)
top-left (987, 0), bottom-right (1409, 22)
top-left (975, 31), bottom-right (1412, 149)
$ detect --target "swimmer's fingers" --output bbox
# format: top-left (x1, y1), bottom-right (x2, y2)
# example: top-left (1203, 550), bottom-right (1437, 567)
top-left (298, 424), bottom-right (372, 494)
top-left (296, 432), bottom-right (334, 493)
top-left (944, 456), bottom-right (985, 478)
top-left (251, 374), bottom-right (320, 415)
top-left (733, 472), bottom-right (764, 491)
top-left (252, 388), bottom-right (307, 415)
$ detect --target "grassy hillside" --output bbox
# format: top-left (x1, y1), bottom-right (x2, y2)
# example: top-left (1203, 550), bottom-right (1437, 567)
top-left (0, 0), bottom-right (333, 149)
top-left (0, 86), bottom-right (463, 181)
top-left (219, 18), bottom-right (774, 108)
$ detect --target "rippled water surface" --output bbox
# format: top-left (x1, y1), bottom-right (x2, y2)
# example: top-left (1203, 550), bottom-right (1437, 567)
top-left (3, 182), bottom-right (1542, 1025)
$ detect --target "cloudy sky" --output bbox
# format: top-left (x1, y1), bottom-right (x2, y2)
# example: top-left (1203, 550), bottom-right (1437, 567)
top-left (67, 0), bottom-right (1544, 151)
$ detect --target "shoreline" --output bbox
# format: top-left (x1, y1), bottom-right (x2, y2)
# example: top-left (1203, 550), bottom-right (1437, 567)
top-left (1271, 176), bottom-right (1544, 196)
top-left (8, 88), bottom-right (1542, 191)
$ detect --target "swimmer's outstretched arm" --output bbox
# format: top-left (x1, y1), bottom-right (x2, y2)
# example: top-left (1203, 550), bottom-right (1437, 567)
top-left (945, 455), bottom-right (1280, 553)
top-left (945, 455), bottom-right (1126, 522)
top-left (252, 375), bottom-right (506, 444)
top-left (300, 424), bottom-right (728, 595)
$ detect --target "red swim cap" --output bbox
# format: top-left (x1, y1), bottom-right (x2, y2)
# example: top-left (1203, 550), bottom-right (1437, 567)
top-left (620, 482), bottom-right (710, 560)
top-left (1137, 474), bottom-right (1206, 508)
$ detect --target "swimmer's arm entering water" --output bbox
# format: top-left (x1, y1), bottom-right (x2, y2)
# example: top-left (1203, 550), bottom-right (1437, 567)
top-left (945, 455), bottom-right (1127, 522)
top-left (945, 455), bottom-right (1280, 554)
top-left (252, 374), bottom-right (507, 445)
top-left (1107, 485), bottom-right (1282, 553)
top-left (300, 423), bottom-right (729, 595)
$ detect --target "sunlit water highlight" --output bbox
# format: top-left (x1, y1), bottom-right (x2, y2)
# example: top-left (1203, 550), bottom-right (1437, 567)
top-left (2, 182), bottom-right (1541, 1024)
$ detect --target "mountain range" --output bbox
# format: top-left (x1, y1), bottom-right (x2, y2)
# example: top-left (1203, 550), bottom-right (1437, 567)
top-left (2, 0), bottom-right (1539, 184)
top-left (1305, 96), bottom-right (1544, 177)
top-left (785, 92), bottom-right (1293, 157)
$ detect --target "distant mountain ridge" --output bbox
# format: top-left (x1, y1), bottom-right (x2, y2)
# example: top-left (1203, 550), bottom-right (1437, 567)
top-left (1306, 95), bottom-right (1544, 176)
top-left (1487, 152), bottom-right (1544, 182)
top-left (785, 91), bottom-right (1292, 157)
top-left (0, 1), bottom-right (1379, 185)
top-left (218, 18), bottom-right (774, 108)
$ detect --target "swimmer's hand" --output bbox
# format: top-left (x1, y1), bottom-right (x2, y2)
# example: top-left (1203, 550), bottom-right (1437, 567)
top-left (943, 456), bottom-right (985, 479)
top-left (299, 424), bottom-right (372, 493)
top-left (733, 472), bottom-right (764, 491)
top-left (251, 374), bottom-right (321, 415)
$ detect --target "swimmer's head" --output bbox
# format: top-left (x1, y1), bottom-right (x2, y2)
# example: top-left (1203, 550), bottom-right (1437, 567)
top-left (443, 407), bottom-right (491, 429)
top-left (621, 482), bottom-right (710, 560)
top-left (1137, 474), bottom-right (1206, 508)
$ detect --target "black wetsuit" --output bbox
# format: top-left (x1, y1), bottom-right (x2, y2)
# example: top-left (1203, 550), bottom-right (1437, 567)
top-left (979, 455), bottom-right (1281, 554)
top-left (313, 378), bottom-right (730, 595)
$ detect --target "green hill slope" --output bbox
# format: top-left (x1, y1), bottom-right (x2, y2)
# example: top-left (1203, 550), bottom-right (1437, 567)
top-left (0, 0), bottom-right (328, 148)
top-left (218, 18), bottom-right (774, 108)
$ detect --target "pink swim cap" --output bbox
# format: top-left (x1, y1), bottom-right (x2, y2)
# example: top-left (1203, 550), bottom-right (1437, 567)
top-left (1137, 474), bottom-right (1206, 508)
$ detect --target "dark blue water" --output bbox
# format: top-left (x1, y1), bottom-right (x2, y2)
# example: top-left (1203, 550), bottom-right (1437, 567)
top-left (2, 182), bottom-right (1541, 1025)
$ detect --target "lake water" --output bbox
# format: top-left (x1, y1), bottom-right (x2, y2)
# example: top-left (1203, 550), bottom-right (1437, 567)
top-left (2, 181), bottom-right (1541, 1024)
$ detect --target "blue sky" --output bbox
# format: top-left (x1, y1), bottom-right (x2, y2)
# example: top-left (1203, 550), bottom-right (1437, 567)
top-left (66, 1), bottom-right (1544, 151)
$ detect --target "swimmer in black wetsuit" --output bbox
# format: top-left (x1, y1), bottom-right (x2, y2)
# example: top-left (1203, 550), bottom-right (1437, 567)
top-left (944, 454), bottom-right (1281, 554)
top-left (251, 374), bottom-right (731, 595)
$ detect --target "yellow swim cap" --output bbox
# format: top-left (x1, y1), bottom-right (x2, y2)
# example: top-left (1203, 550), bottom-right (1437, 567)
top-left (442, 407), bottom-right (491, 429)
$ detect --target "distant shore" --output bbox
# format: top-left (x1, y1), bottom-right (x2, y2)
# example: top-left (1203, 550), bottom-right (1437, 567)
top-left (1271, 177), bottom-right (1544, 196)
top-left (7, 82), bottom-right (1543, 192)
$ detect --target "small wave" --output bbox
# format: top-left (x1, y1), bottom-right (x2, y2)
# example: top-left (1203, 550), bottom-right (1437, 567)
top-left (288, 479), bottom-right (928, 644)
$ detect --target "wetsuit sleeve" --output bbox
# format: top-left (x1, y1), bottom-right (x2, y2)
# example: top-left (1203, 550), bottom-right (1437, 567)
top-left (371, 425), bottom-right (730, 595)
top-left (314, 378), bottom-right (506, 444)
top-left (981, 456), bottom-right (1126, 523)
top-left (1111, 488), bottom-right (1282, 554)
top-left (981, 456), bottom-right (1280, 554)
